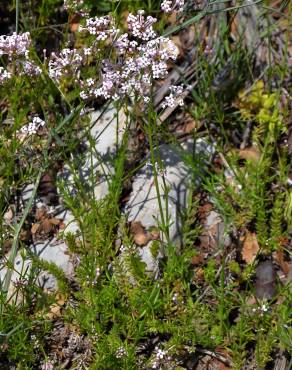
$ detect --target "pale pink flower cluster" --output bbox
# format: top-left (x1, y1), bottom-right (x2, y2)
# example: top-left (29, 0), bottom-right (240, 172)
top-left (0, 32), bottom-right (42, 83)
top-left (114, 33), bottom-right (138, 55)
top-left (0, 32), bottom-right (31, 58)
top-left (41, 361), bottom-right (54, 370)
top-left (161, 0), bottom-right (185, 13)
top-left (161, 85), bottom-right (184, 108)
top-left (0, 10), bottom-right (183, 108)
top-left (80, 16), bottom-right (117, 40)
top-left (79, 12), bottom-right (178, 102)
top-left (127, 10), bottom-right (157, 41)
top-left (17, 58), bottom-right (42, 77)
top-left (20, 116), bottom-right (45, 135)
top-left (48, 48), bottom-right (88, 81)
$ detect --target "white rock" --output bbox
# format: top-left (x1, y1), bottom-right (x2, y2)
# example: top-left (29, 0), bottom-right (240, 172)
top-left (58, 105), bottom-right (127, 234)
top-left (0, 238), bottom-right (73, 296)
top-left (124, 138), bottom-right (214, 272)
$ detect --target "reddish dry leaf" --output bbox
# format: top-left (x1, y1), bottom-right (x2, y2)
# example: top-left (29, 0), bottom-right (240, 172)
top-left (130, 221), bottom-right (151, 246)
top-left (46, 294), bottom-right (67, 320)
top-left (31, 223), bottom-right (40, 234)
top-left (50, 218), bottom-right (61, 226)
top-left (184, 119), bottom-right (197, 134)
top-left (273, 248), bottom-right (292, 276)
top-left (242, 231), bottom-right (259, 264)
top-left (238, 146), bottom-right (261, 164)
top-left (59, 221), bottom-right (66, 230)
top-left (41, 218), bottom-right (53, 234)
top-left (191, 253), bottom-right (205, 266)
top-left (69, 13), bottom-right (81, 32)
top-left (198, 203), bottom-right (213, 220)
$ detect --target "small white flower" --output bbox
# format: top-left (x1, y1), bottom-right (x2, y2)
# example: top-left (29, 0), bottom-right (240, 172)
top-left (20, 116), bottom-right (45, 135)
top-left (162, 85), bottom-right (185, 109)
top-left (115, 346), bottom-right (127, 359)
top-left (0, 66), bottom-right (12, 84)
top-left (0, 32), bottom-right (31, 57)
top-left (86, 78), bottom-right (95, 87)
top-left (161, 0), bottom-right (185, 13)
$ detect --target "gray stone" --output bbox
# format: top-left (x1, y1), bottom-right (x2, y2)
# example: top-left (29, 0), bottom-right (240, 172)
top-left (124, 138), bottom-right (214, 272)
top-left (58, 105), bottom-right (127, 234)
top-left (0, 238), bottom-right (73, 296)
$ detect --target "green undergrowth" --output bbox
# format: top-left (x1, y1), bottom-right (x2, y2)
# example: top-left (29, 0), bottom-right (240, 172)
top-left (0, 0), bottom-right (291, 369)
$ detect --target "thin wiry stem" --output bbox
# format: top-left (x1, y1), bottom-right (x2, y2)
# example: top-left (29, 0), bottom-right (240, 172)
top-left (1, 169), bottom-right (42, 311)
top-left (16, 0), bottom-right (20, 34)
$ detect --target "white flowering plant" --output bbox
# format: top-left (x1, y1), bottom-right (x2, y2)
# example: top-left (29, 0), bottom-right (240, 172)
top-left (1, 1), bottom-right (291, 369)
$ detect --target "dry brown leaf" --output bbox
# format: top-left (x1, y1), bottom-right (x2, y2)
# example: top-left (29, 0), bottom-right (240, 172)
top-left (242, 231), bottom-right (259, 264)
top-left (130, 221), bottom-right (151, 246)
top-left (46, 294), bottom-right (67, 320)
top-left (50, 218), bottom-right (61, 226)
top-left (198, 203), bottom-right (213, 220)
top-left (69, 13), bottom-right (81, 32)
top-left (191, 253), bottom-right (205, 266)
top-left (184, 119), bottom-right (197, 134)
top-left (238, 146), bottom-right (261, 163)
top-left (35, 207), bottom-right (46, 221)
top-left (46, 303), bottom-right (62, 320)
top-left (19, 229), bottom-right (30, 241)
top-left (165, 12), bottom-right (177, 26)
top-left (193, 267), bottom-right (204, 283)
top-left (41, 218), bottom-right (53, 234)
top-left (171, 35), bottom-right (183, 58)
top-left (59, 221), bottom-right (66, 230)
top-left (273, 248), bottom-right (292, 275)
top-left (31, 223), bottom-right (40, 234)
top-left (38, 170), bottom-right (58, 205)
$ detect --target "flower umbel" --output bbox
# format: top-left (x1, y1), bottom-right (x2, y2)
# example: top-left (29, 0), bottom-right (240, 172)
top-left (48, 48), bottom-right (87, 81)
top-left (0, 32), bottom-right (31, 58)
top-left (161, 0), bottom-right (185, 13)
top-left (20, 116), bottom-right (46, 135)
top-left (162, 85), bottom-right (185, 108)
top-left (127, 10), bottom-right (157, 41)
top-left (80, 16), bottom-right (118, 40)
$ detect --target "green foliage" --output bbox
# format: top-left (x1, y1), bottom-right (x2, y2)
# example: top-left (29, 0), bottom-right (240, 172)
top-left (0, 1), bottom-right (291, 368)
top-left (205, 91), bottom-right (290, 251)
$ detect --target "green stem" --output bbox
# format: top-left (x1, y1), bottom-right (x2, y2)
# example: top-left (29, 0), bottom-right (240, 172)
top-left (16, 0), bottom-right (20, 34)
top-left (1, 169), bottom-right (43, 311)
top-left (147, 102), bottom-right (170, 244)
